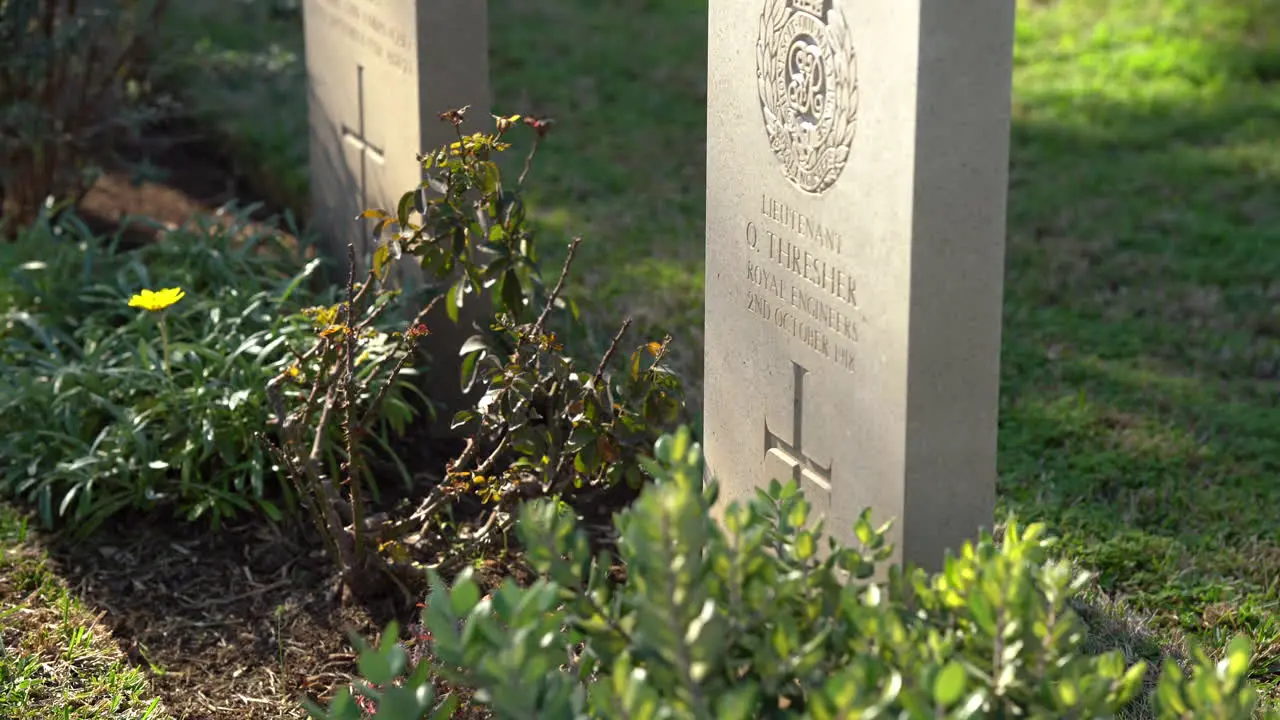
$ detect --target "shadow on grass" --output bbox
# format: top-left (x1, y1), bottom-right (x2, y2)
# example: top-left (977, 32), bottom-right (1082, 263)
top-left (997, 90), bottom-right (1280, 683)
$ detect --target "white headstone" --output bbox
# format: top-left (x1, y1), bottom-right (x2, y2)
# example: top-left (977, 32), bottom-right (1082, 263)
top-left (704, 0), bottom-right (1016, 571)
top-left (303, 0), bottom-right (492, 433)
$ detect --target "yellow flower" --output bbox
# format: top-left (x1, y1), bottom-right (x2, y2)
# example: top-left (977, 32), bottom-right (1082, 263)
top-left (128, 287), bottom-right (185, 312)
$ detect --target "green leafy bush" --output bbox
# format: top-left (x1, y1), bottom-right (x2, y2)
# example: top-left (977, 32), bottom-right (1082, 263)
top-left (311, 427), bottom-right (1275, 720)
top-left (0, 0), bottom-right (172, 232)
top-left (0, 205), bottom-right (418, 532)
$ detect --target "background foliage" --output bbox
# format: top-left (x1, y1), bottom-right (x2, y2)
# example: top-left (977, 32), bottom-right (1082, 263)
top-left (0, 0), bottom-right (173, 231)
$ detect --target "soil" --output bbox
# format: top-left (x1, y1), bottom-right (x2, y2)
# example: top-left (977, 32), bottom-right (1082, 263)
top-left (75, 116), bottom-right (289, 248)
top-left (48, 514), bottom-right (377, 719)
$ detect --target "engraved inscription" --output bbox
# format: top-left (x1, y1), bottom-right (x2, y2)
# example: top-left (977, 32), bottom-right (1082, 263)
top-left (761, 194), bottom-right (842, 253)
top-left (764, 361), bottom-right (833, 505)
top-left (742, 193), bottom-right (860, 374)
top-left (312, 0), bottom-right (414, 76)
top-left (756, 0), bottom-right (858, 195)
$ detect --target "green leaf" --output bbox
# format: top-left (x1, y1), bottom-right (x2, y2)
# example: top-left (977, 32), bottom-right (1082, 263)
top-left (628, 348), bottom-right (642, 382)
top-left (1116, 661), bottom-right (1148, 707)
top-left (458, 334), bottom-right (490, 356)
top-left (356, 621), bottom-right (406, 686)
top-left (785, 494), bottom-right (808, 529)
top-left (1156, 658), bottom-right (1190, 715)
top-left (429, 693), bottom-right (461, 720)
top-left (480, 161), bottom-right (501, 196)
top-left (459, 350), bottom-right (480, 393)
top-left (450, 409), bottom-right (477, 430)
top-left (303, 689), bottom-right (362, 720)
top-left (933, 662), bottom-right (968, 708)
top-left (500, 269), bottom-right (522, 316)
top-left (967, 590), bottom-right (997, 635)
top-left (450, 572), bottom-right (482, 616)
top-left (1225, 634), bottom-right (1254, 679)
top-left (377, 683), bottom-right (435, 719)
top-left (373, 243), bottom-right (391, 282)
top-left (795, 530), bottom-right (817, 560)
top-left (397, 190), bottom-right (416, 228)
top-left (854, 508), bottom-right (875, 546)
top-left (1054, 676), bottom-right (1080, 707)
top-left (445, 282), bottom-right (462, 323)
top-left (715, 682), bottom-right (760, 720)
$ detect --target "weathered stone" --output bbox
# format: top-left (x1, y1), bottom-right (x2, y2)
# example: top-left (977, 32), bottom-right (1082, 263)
top-left (302, 0), bottom-right (492, 434)
top-left (704, 0), bottom-right (1016, 571)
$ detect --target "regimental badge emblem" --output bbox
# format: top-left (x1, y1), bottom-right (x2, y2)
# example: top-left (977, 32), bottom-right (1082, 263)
top-left (756, 0), bottom-right (859, 195)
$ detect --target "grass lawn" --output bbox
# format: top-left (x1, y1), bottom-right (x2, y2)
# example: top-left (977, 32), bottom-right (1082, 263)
top-left (3, 0), bottom-right (1275, 713)
top-left (0, 505), bottom-right (167, 718)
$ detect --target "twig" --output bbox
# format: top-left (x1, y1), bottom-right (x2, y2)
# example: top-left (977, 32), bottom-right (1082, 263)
top-left (341, 244), bottom-right (367, 561)
top-left (473, 435), bottom-right (512, 476)
top-left (462, 509), bottom-right (503, 542)
top-left (593, 318), bottom-right (633, 389)
top-left (532, 237), bottom-right (581, 338)
top-left (190, 579), bottom-right (293, 609)
top-left (450, 436), bottom-right (479, 472)
top-left (357, 294), bottom-right (444, 429)
top-left (517, 135), bottom-right (543, 188)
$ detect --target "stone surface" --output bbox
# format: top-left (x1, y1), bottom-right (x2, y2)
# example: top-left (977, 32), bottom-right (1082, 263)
top-left (704, 0), bottom-right (1016, 571)
top-left (302, 0), bottom-right (491, 434)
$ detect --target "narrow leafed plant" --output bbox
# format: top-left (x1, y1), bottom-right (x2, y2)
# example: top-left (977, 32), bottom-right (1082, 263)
top-left (0, 206), bottom-right (328, 531)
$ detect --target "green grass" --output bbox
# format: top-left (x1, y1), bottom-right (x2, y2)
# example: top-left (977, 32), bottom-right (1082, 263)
top-left (0, 504), bottom-right (169, 719)
top-left (158, 0), bottom-right (1280, 708)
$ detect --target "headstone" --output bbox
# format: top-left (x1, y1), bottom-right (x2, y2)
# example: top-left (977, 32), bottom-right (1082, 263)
top-left (303, 0), bottom-right (491, 435)
top-left (703, 0), bottom-right (1016, 571)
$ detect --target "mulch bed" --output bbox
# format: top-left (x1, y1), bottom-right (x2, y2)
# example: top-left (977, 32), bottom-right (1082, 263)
top-left (47, 515), bottom-right (376, 719)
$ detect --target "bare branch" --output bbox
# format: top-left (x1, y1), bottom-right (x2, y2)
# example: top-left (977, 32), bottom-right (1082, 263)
top-left (593, 318), bottom-right (633, 389)
top-left (532, 237), bottom-right (581, 339)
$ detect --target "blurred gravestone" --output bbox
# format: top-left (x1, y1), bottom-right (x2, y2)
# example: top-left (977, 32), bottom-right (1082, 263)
top-left (703, 0), bottom-right (1017, 572)
top-left (302, 0), bottom-right (491, 435)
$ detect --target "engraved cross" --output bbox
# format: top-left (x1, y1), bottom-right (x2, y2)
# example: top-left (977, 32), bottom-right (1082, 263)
top-left (341, 64), bottom-right (385, 232)
top-left (764, 361), bottom-right (833, 506)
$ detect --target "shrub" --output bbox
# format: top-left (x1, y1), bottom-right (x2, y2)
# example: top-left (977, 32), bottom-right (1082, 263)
top-left (267, 109), bottom-right (682, 598)
top-left (262, 240), bottom-right (441, 595)
top-left (0, 0), bottom-right (172, 232)
top-left (0, 204), bottom-right (419, 532)
top-left (311, 427), bottom-right (1275, 719)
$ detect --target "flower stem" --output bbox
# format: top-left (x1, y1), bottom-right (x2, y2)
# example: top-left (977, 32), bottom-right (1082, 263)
top-left (158, 313), bottom-right (172, 377)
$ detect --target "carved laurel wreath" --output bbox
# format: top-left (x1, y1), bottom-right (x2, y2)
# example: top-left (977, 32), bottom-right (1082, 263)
top-left (756, 0), bottom-right (859, 195)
